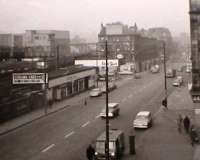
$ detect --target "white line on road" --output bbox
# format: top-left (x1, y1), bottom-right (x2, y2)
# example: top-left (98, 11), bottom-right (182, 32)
top-left (42, 144), bottom-right (55, 153)
top-left (81, 121), bottom-right (90, 128)
top-left (121, 98), bottom-right (127, 103)
top-left (96, 115), bottom-right (100, 119)
top-left (64, 131), bottom-right (75, 139)
top-left (128, 94), bottom-right (133, 98)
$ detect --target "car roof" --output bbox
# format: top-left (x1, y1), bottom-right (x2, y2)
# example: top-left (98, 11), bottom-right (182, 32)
top-left (108, 103), bottom-right (119, 108)
top-left (137, 111), bottom-right (150, 116)
top-left (97, 130), bottom-right (123, 141)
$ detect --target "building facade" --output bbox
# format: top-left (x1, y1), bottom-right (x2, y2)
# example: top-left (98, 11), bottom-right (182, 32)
top-left (23, 30), bottom-right (70, 58)
top-left (189, 0), bottom-right (200, 101)
top-left (98, 22), bottom-right (161, 72)
top-left (0, 34), bottom-right (24, 60)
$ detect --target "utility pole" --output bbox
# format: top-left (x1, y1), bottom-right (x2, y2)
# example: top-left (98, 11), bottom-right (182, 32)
top-left (56, 45), bottom-right (59, 70)
top-left (105, 40), bottom-right (110, 160)
top-left (163, 42), bottom-right (167, 108)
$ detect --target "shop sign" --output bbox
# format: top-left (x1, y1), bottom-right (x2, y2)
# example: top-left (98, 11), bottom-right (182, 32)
top-left (13, 73), bottom-right (48, 84)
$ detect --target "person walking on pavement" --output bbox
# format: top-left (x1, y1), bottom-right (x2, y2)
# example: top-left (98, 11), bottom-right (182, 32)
top-left (86, 144), bottom-right (95, 160)
top-left (190, 125), bottom-right (198, 146)
top-left (183, 116), bottom-right (190, 133)
top-left (177, 114), bottom-right (183, 133)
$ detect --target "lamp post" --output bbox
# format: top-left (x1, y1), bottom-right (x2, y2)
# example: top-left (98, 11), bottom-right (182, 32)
top-left (163, 42), bottom-right (167, 108)
top-left (105, 40), bottom-right (110, 160)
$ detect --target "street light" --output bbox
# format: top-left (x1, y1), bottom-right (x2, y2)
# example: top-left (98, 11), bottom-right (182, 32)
top-left (162, 41), bottom-right (168, 108)
top-left (105, 40), bottom-right (109, 160)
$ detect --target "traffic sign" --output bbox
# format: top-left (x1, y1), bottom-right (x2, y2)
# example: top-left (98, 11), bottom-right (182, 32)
top-left (13, 73), bottom-right (48, 84)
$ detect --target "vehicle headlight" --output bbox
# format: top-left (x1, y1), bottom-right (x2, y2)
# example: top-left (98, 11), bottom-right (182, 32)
top-left (95, 152), bottom-right (98, 155)
top-left (111, 152), bottom-right (115, 156)
top-left (108, 113), bottom-right (113, 117)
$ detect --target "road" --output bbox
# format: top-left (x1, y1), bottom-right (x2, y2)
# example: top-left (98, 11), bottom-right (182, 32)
top-left (0, 71), bottom-right (176, 160)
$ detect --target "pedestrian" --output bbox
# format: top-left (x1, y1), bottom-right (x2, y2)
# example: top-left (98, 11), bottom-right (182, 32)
top-left (190, 125), bottom-right (198, 146)
top-left (183, 116), bottom-right (190, 133)
top-left (84, 99), bottom-right (87, 106)
top-left (177, 114), bottom-right (183, 133)
top-left (86, 144), bottom-right (95, 160)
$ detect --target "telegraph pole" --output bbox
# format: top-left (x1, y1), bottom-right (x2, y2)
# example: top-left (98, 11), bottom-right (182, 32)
top-left (163, 42), bottom-right (167, 108)
top-left (105, 40), bottom-right (110, 160)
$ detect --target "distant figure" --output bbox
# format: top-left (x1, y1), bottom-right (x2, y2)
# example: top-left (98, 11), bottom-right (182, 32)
top-left (183, 116), bottom-right (190, 133)
top-left (190, 125), bottom-right (198, 146)
top-left (84, 99), bottom-right (87, 106)
top-left (177, 114), bottom-right (183, 133)
top-left (86, 144), bottom-right (95, 160)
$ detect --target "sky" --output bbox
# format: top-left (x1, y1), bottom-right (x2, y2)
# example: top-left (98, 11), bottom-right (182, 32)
top-left (0, 0), bottom-right (190, 41)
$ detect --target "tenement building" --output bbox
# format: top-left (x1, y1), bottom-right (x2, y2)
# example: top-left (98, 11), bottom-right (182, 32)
top-left (189, 0), bottom-right (200, 102)
top-left (98, 22), bottom-right (161, 72)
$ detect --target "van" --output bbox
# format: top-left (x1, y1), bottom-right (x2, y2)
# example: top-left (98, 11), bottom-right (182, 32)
top-left (95, 129), bottom-right (125, 160)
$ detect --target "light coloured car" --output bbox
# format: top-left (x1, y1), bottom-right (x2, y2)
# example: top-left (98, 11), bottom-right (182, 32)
top-left (100, 103), bottom-right (120, 118)
top-left (173, 76), bottom-right (183, 87)
top-left (89, 88), bottom-right (103, 97)
top-left (133, 111), bottom-right (152, 129)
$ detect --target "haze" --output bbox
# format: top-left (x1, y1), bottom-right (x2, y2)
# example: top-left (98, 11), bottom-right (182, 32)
top-left (0, 0), bottom-right (190, 40)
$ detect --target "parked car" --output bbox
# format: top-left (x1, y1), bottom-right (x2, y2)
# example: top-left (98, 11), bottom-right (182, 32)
top-left (89, 88), bottom-right (103, 97)
top-left (101, 83), bottom-right (117, 93)
top-left (133, 111), bottom-right (152, 129)
top-left (100, 103), bottom-right (120, 118)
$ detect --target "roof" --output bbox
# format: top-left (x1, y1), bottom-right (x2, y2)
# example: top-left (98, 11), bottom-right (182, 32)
top-left (137, 111), bottom-right (150, 116)
top-left (48, 65), bottom-right (96, 80)
top-left (97, 130), bottom-right (123, 141)
top-left (108, 103), bottom-right (119, 108)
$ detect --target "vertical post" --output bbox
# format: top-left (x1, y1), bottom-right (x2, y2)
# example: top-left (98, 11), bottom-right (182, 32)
top-left (163, 42), bottom-right (167, 107)
top-left (105, 40), bottom-right (109, 160)
top-left (96, 43), bottom-right (98, 87)
top-left (56, 45), bottom-right (59, 70)
top-left (44, 58), bottom-right (48, 115)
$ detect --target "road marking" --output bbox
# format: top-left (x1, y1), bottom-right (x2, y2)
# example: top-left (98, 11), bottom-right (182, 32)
top-left (81, 121), bottom-right (90, 128)
top-left (121, 98), bottom-right (127, 102)
top-left (96, 115), bottom-right (100, 119)
top-left (42, 144), bottom-right (55, 153)
top-left (65, 131), bottom-right (74, 139)
top-left (128, 94), bottom-right (133, 98)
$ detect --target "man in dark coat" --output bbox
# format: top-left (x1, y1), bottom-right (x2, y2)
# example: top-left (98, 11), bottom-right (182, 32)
top-left (86, 144), bottom-right (95, 160)
top-left (183, 116), bottom-right (190, 133)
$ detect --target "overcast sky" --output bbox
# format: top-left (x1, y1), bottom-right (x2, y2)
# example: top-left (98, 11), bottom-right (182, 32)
top-left (0, 0), bottom-right (190, 40)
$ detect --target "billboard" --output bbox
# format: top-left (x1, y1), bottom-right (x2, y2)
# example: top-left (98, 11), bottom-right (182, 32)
top-left (13, 73), bottom-right (48, 84)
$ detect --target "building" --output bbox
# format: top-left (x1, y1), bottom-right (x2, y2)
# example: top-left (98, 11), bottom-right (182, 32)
top-left (23, 30), bottom-right (70, 58)
top-left (47, 66), bottom-right (96, 102)
top-left (189, 0), bottom-right (200, 102)
top-left (98, 22), bottom-right (161, 72)
top-left (0, 34), bottom-right (24, 61)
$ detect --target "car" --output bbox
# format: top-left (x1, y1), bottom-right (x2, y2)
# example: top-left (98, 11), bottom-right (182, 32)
top-left (101, 83), bottom-right (117, 93)
top-left (100, 103), bottom-right (120, 118)
top-left (89, 88), bottom-right (103, 97)
top-left (133, 111), bottom-right (153, 129)
top-left (173, 76), bottom-right (183, 87)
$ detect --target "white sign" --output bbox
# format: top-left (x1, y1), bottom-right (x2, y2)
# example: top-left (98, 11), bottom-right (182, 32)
top-left (75, 59), bottom-right (119, 67)
top-left (195, 109), bottom-right (200, 115)
top-left (13, 73), bottom-right (48, 84)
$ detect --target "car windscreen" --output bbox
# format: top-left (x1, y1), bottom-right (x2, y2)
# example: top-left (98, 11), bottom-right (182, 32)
top-left (136, 115), bottom-right (148, 120)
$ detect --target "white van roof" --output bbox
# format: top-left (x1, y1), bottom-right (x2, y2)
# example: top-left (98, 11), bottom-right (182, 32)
top-left (137, 111), bottom-right (150, 116)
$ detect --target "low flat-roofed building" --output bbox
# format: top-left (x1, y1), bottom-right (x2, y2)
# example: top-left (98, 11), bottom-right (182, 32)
top-left (47, 65), bottom-right (96, 102)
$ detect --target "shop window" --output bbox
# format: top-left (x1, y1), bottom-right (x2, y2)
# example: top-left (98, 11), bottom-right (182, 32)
top-left (73, 80), bottom-right (78, 93)
top-left (78, 79), bottom-right (85, 91)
